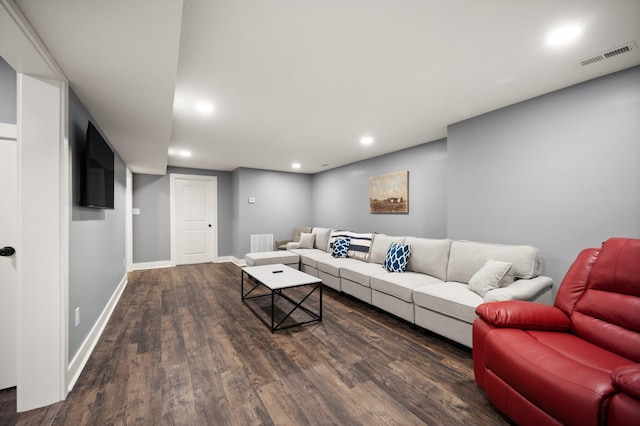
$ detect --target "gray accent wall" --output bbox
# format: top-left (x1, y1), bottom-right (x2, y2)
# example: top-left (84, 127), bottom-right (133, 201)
top-left (231, 168), bottom-right (313, 258)
top-left (447, 66), bottom-right (640, 292)
top-left (0, 56), bottom-right (16, 124)
top-left (311, 140), bottom-right (448, 238)
top-left (69, 88), bottom-right (126, 361)
top-left (132, 167), bottom-right (233, 263)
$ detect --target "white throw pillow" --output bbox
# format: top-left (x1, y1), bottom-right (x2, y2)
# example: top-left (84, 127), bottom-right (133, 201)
top-left (468, 259), bottom-right (513, 298)
top-left (297, 232), bottom-right (316, 249)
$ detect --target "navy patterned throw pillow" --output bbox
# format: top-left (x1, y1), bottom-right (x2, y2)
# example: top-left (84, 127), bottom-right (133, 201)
top-left (332, 237), bottom-right (351, 258)
top-left (383, 242), bottom-right (411, 272)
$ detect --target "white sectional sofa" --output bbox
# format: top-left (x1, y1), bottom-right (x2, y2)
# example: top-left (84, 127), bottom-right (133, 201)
top-left (245, 227), bottom-right (553, 347)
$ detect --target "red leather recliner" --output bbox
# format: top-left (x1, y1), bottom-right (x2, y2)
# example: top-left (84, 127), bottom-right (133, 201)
top-left (473, 238), bottom-right (640, 426)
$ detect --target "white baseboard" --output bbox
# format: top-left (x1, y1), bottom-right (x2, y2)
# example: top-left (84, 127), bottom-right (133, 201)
top-left (229, 256), bottom-right (246, 266)
top-left (132, 258), bottom-right (242, 270)
top-left (131, 260), bottom-right (175, 271)
top-left (67, 272), bottom-right (128, 393)
top-left (215, 256), bottom-right (245, 266)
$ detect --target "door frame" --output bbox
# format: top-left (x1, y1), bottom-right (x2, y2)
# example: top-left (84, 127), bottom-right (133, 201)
top-left (0, 125), bottom-right (18, 391)
top-left (169, 173), bottom-right (218, 265)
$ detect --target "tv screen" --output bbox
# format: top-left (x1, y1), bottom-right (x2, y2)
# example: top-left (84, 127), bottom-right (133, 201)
top-left (81, 121), bottom-right (114, 209)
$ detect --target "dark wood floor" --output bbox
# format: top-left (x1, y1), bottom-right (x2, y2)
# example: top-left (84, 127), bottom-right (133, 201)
top-left (1, 262), bottom-right (509, 425)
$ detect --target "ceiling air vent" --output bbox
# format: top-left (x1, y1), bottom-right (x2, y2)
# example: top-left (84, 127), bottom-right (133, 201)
top-left (575, 41), bottom-right (638, 68)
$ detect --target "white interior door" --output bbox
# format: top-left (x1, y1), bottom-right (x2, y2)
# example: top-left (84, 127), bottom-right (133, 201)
top-left (0, 135), bottom-right (18, 390)
top-left (171, 174), bottom-right (217, 265)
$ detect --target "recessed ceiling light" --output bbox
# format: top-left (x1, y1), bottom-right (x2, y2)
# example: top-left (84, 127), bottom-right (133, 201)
top-left (169, 147), bottom-right (192, 157)
top-left (360, 136), bottom-right (374, 145)
top-left (547, 24), bottom-right (582, 47)
top-left (195, 101), bottom-right (214, 114)
top-left (292, 162), bottom-right (301, 169)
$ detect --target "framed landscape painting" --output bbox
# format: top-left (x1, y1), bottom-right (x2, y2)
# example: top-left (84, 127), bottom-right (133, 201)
top-left (369, 171), bottom-right (409, 213)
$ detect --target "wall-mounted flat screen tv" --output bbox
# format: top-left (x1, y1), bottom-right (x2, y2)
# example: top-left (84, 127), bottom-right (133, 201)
top-left (80, 121), bottom-right (114, 209)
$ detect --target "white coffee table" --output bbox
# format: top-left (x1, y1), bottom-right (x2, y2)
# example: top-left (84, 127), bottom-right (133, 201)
top-left (241, 263), bottom-right (323, 332)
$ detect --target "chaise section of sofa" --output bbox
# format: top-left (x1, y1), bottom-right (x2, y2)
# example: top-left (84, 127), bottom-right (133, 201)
top-left (245, 250), bottom-right (300, 269)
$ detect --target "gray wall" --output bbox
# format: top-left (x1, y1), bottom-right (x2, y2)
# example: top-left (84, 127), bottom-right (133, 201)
top-left (132, 166), bottom-right (311, 261)
top-left (232, 168), bottom-right (313, 258)
top-left (132, 173), bottom-right (170, 263)
top-left (132, 166), bottom-right (233, 263)
top-left (311, 140), bottom-right (448, 238)
top-left (0, 56), bottom-right (16, 124)
top-left (447, 66), bottom-right (640, 292)
top-left (69, 88), bottom-right (126, 361)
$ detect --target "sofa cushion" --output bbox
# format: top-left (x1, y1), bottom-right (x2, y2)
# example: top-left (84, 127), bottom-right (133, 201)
top-left (290, 248), bottom-right (331, 268)
top-left (383, 242), bottom-right (411, 272)
top-left (404, 237), bottom-right (451, 281)
top-left (447, 241), bottom-right (541, 285)
top-left (413, 282), bottom-right (483, 323)
top-left (332, 237), bottom-right (350, 258)
top-left (468, 259), bottom-right (513, 298)
top-left (311, 227), bottom-right (333, 252)
top-left (341, 262), bottom-right (389, 287)
top-left (372, 272), bottom-right (441, 302)
top-left (369, 235), bottom-right (405, 264)
top-left (317, 257), bottom-right (361, 276)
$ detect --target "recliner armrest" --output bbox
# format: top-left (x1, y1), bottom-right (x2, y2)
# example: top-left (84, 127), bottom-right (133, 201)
top-left (612, 364), bottom-right (640, 400)
top-left (475, 301), bottom-right (571, 331)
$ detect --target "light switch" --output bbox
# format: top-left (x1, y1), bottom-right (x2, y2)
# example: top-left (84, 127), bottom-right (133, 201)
top-left (132, 208), bottom-right (141, 215)
top-left (248, 198), bottom-right (256, 204)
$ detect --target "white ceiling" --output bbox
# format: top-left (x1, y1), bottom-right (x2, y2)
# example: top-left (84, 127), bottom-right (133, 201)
top-left (12, 0), bottom-right (640, 175)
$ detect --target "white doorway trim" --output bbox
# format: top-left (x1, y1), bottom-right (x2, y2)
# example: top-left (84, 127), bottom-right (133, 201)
top-left (170, 173), bottom-right (218, 264)
top-left (125, 167), bottom-right (133, 272)
top-left (17, 73), bottom-right (67, 411)
top-left (0, 127), bottom-right (18, 391)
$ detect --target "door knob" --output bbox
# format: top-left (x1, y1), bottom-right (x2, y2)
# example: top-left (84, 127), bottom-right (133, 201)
top-left (0, 246), bottom-right (15, 256)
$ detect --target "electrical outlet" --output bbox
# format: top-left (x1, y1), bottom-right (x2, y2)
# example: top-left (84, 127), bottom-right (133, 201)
top-left (75, 307), bottom-right (80, 327)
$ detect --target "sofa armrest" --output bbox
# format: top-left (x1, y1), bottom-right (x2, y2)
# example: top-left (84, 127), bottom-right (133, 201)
top-left (484, 275), bottom-right (553, 302)
top-left (475, 301), bottom-right (571, 331)
top-left (275, 239), bottom-right (293, 250)
top-left (612, 364), bottom-right (640, 400)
